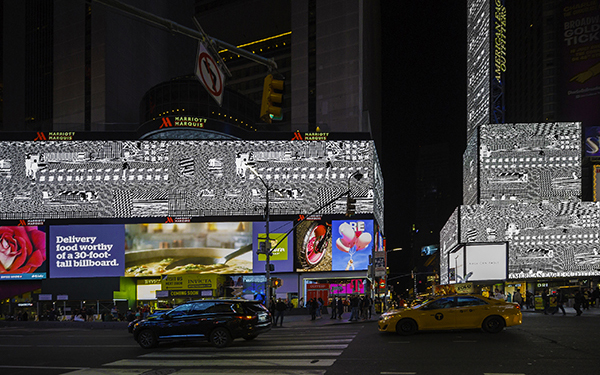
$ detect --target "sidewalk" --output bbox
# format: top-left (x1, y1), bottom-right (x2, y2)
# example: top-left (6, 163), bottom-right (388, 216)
top-left (0, 310), bottom-right (381, 330)
top-left (521, 305), bottom-right (600, 316)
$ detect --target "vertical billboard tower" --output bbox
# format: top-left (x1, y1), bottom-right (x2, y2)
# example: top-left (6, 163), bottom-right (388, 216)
top-left (467, 0), bottom-right (506, 141)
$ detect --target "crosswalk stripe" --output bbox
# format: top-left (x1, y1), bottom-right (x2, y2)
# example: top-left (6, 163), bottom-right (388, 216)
top-left (139, 351), bottom-right (343, 358)
top-left (103, 359), bottom-right (337, 367)
top-left (66, 370), bottom-right (329, 375)
top-left (61, 327), bottom-right (360, 374)
top-left (164, 344), bottom-right (349, 351)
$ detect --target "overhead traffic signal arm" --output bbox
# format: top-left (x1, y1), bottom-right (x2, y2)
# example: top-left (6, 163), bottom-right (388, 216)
top-left (260, 74), bottom-right (284, 123)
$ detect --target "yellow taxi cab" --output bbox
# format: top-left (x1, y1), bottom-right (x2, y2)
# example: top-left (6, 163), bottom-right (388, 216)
top-left (379, 294), bottom-right (522, 335)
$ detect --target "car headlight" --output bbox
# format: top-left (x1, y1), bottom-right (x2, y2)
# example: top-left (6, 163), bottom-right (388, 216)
top-left (380, 314), bottom-right (394, 322)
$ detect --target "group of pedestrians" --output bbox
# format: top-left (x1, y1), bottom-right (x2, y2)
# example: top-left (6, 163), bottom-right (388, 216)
top-left (541, 287), bottom-right (600, 316)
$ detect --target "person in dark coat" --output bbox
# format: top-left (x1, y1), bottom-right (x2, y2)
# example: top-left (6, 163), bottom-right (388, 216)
top-left (309, 298), bottom-right (319, 320)
top-left (337, 297), bottom-right (344, 319)
top-left (574, 289), bottom-right (584, 316)
top-left (274, 298), bottom-right (287, 327)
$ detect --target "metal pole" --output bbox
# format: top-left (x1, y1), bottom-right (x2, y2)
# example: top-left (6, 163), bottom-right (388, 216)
top-left (265, 185), bottom-right (271, 309)
top-left (92, 0), bottom-right (278, 70)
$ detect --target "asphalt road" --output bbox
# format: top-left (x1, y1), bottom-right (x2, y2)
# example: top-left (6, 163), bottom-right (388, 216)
top-left (0, 310), bottom-right (599, 375)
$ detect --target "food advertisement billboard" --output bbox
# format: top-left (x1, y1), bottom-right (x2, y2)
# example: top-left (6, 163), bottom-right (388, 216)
top-left (332, 219), bottom-right (373, 271)
top-left (124, 222), bottom-right (253, 277)
top-left (0, 226), bottom-right (47, 280)
top-left (252, 221), bottom-right (294, 273)
top-left (49, 224), bottom-right (124, 278)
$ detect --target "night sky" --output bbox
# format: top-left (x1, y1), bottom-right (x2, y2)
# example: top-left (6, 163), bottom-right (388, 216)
top-left (381, 3), bottom-right (468, 258)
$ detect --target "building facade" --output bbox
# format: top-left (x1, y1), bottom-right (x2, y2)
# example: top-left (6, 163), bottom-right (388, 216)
top-left (0, 1), bottom-right (384, 319)
top-left (440, 0), bottom-right (600, 300)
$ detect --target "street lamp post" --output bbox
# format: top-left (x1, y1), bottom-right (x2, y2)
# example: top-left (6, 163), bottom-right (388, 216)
top-left (249, 168), bottom-right (274, 306)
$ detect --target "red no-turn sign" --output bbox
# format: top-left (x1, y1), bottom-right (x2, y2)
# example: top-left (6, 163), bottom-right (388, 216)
top-left (195, 42), bottom-right (225, 106)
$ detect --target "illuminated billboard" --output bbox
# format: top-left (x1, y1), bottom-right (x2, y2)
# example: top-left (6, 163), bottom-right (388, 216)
top-left (479, 122), bottom-right (581, 204)
top-left (594, 165), bottom-right (600, 201)
top-left (559, 3), bottom-right (600, 126)
top-left (252, 221), bottom-right (294, 273)
top-left (448, 246), bottom-right (464, 284)
top-left (124, 222), bottom-right (253, 277)
top-left (0, 140), bottom-right (377, 221)
top-left (49, 224), bottom-right (124, 278)
top-left (331, 219), bottom-right (373, 271)
top-left (585, 126), bottom-right (600, 156)
top-left (463, 130), bottom-right (478, 205)
top-left (0, 226), bottom-right (46, 280)
top-left (295, 220), bottom-right (333, 272)
top-left (459, 202), bottom-right (600, 279)
top-left (465, 243), bottom-right (507, 281)
top-left (467, 0), bottom-right (492, 138)
top-left (440, 208), bottom-right (459, 285)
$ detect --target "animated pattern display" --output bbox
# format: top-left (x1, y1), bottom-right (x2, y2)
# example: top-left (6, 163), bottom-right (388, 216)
top-left (479, 122), bottom-right (581, 204)
top-left (0, 140), bottom-right (379, 221)
top-left (459, 202), bottom-right (600, 279)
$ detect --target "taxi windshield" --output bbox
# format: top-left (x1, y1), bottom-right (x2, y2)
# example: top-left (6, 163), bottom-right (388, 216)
top-left (410, 298), bottom-right (436, 309)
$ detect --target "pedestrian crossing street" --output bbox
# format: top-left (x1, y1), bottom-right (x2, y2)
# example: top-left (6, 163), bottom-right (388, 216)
top-left (63, 327), bottom-right (360, 375)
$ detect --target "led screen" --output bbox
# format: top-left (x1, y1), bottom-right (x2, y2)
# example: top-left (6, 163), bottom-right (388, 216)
top-left (252, 221), bottom-right (294, 273)
top-left (559, 4), bottom-right (600, 127)
top-left (460, 202), bottom-right (600, 279)
top-left (330, 281), bottom-right (364, 295)
top-left (479, 122), bottom-right (581, 204)
top-left (124, 222), bottom-right (253, 277)
top-left (421, 244), bottom-right (439, 256)
top-left (0, 140), bottom-right (376, 220)
top-left (0, 226), bottom-right (46, 280)
top-left (49, 224), bottom-right (124, 278)
top-left (295, 220), bottom-right (333, 272)
top-left (466, 0), bottom-right (491, 137)
top-left (595, 165), bottom-right (600, 202)
top-left (465, 243), bottom-right (507, 281)
top-left (448, 246), bottom-right (464, 284)
top-left (440, 207), bottom-right (459, 285)
top-left (585, 126), bottom-right (600, 156)
top-left (331, 219), bottom-right (373, 271)
top-left (463, 130), bottom-right (478, 205)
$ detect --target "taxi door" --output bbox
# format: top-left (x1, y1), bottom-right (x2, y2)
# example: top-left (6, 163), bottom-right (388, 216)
top-left (416, 297), bottom-right (458, 330)
top-left (455, 296), bottom-right (491, 329)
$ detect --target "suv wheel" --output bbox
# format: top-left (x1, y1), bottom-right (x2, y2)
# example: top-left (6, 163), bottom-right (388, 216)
top-left (137, 329), bottom-right (158, 349)
top-left (210, 327), bottom-right (232, 348)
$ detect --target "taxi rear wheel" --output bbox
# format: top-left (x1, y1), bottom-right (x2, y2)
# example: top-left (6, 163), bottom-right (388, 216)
top-left (482, 316), bottom-right (505, 333)
top-left (395, 318), bottom-right (418, 335)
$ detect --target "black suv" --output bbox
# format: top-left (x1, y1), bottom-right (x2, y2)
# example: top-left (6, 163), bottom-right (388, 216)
top-left (132, 299), bottom-right (272, 348)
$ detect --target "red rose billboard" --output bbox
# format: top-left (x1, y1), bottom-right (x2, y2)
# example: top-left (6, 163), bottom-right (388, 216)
top-left (0, 226), bottom-right (47, 280)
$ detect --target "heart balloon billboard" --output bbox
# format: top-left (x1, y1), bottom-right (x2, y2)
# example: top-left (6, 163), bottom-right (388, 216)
top-left (331, 220), bottom-right (373, 271)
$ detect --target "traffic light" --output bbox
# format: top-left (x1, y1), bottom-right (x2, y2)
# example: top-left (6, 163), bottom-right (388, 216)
top-left (346, 197), bottom-right (356, 216)
top-left (271, 278), bottom-right (283, 289)
top-left (260, 74), bottom-right (284, 123)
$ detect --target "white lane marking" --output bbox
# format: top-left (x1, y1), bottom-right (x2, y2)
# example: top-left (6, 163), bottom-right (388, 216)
top-left (103, 359), bottom-right (336, 367)
top-left (139, 351), bottom-right (343, 358)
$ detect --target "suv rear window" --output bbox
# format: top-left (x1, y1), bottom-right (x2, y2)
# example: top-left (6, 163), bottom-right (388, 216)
top-left (241, 302), bottom-right (268, 314)
top-left (205, 303), bottom-right (235, 313)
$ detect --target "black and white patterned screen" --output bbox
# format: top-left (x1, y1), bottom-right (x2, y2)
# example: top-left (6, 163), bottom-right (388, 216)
top-left (439, 207), bottom-right (459, 285)
top-left (463, 130), bottom-right (479, 205)
top-left (479, 122), bottom-right (581, 204)
top-left (459, 202), bottom-right (600, 278)
top-left (0, 140), bottom-right (379, 223)
top-left (441, 121), bottom-right (600, 282)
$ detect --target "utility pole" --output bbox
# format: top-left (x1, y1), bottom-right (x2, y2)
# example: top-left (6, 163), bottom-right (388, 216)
top-left (92, 0), bottom-right (278, 71)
